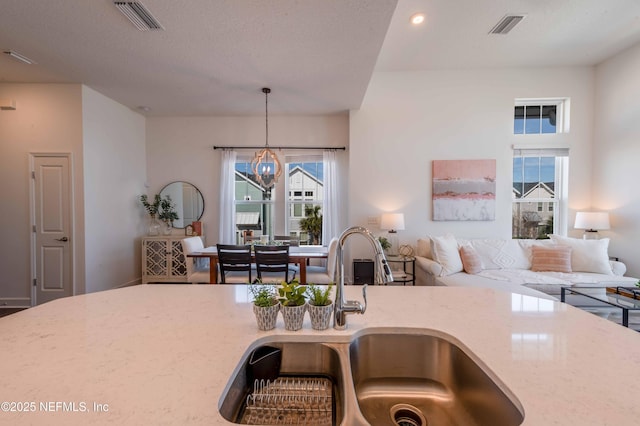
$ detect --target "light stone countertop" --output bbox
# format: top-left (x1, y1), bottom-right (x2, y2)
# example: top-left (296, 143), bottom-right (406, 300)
top-left (1, 284), bottom-right (640, 425)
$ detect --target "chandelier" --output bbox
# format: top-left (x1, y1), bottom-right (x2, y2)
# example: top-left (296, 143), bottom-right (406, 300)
top-left (251, 87), bottom-right (282, 189)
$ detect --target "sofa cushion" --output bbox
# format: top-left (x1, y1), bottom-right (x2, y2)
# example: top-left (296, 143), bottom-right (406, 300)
top-left (531, 245), bottom-right (572, 273)
top-left (459, 244), bottom-right (483, 274)
top-left (430, 234), bottom-right (463, 276)
top-left (549, 235), bottom-right (613, 275)
top-left (435, 272), bottom-right (558, 301)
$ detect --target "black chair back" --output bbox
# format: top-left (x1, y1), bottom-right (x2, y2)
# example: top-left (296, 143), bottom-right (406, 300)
top-left (254, 245), bottom-right (291, 283)
top-left (216, 244), bottom-right (252, 284)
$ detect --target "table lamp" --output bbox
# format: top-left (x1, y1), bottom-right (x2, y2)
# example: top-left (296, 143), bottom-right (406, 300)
top-left (574, 212), bottom-right (610, 240)
top-left (380, 213), bottom-right (405, 255)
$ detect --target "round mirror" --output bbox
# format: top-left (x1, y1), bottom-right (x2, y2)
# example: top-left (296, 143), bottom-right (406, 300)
top-left (159, 181), bottom-right (205, 229)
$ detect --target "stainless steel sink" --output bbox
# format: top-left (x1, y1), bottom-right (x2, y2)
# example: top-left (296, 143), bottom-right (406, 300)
top-left (219, 341), bottom-right (347, 425)
top-left (219, 330), bottom-right (524, 425)
top-left (349, 332), bottom-right (524, 426)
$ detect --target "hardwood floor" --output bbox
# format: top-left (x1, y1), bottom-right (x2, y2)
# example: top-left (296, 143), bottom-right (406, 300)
top-left (0, 308), bottom-right (27, 318)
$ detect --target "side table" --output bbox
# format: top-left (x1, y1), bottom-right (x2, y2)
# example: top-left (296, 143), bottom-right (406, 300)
top-left (386, 256), bottom-right (416, 286)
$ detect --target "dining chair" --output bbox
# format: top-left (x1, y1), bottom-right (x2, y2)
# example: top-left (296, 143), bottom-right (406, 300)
top-left (216, 244), bottom-right (253, 284)
top-left (254, 244), bottom-right (293, 284)
top-left (304, 237), bottom-right (339, 284)
top-left (181, 236), bottom-right (210, 284)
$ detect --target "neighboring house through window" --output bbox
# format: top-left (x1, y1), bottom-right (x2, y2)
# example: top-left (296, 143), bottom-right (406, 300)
top-left (234, 155), bottom-right (325, 245)
top-left (286, 159), bottom-right (323, 244)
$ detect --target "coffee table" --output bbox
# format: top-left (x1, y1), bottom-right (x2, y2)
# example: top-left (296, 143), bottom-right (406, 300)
top-left (560, 285), bottom-right (640, 328)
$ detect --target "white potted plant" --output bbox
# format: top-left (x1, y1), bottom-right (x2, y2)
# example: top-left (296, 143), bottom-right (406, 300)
top-left (305, 283), bottom-right (334, 330)
top-left (277, 280), bottom-right (307, 331)
top-left (250, 283), bottom-right (280, 331)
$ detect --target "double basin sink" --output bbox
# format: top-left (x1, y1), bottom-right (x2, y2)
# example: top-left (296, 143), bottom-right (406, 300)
top-left (219, 328), bottom-right (524, 426)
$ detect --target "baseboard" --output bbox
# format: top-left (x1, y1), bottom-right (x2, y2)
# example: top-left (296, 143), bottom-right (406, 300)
top-left (115, 278), bottom-right (143, 289)
top-left (0, 297), bottom-right (31, 308)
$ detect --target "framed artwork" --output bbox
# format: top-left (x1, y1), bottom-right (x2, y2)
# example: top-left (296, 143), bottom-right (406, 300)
top-left (432, 159), bottom-right (496, 221)
top-left (185, 224), bottom-right (194, 236)
top-left (192, 221), bottom-right (202, 236)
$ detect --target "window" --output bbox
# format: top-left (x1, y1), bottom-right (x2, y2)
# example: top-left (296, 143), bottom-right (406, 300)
top-left (234, 160), bottom-right (273, 242)
top-left (514, 99), bottom-right (568, 135)
top-left (512, 148), bottom-right (568, 239)
top-left (233, 156), bottom-right (324, 245)
top-left (287, 160), bottom-right (323, 244)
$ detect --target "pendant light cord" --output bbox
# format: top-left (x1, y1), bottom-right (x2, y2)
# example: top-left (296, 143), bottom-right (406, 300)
top-left (263, 87), bottom-right (270, 148)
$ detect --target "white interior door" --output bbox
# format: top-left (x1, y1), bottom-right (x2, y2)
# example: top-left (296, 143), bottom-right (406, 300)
top-left (32, 154), bottom-right (73, 305)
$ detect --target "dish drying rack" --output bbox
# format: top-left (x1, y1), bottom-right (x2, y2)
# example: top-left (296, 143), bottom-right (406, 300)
top-left (240, 376), bottom-right (334, 425)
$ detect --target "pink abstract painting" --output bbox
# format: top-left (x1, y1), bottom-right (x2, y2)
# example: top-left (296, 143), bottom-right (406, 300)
top-left (432, 159), bottom-right (496, 221)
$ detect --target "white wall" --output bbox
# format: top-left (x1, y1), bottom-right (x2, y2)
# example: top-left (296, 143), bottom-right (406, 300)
top-left (0, 84), bottom-right (84, 306)
top-left (82, 87), bottom-right (147, 292)
top-left (349, 67), bottom-right (595, 256)
top-left (145, 115), bottom-right (350, 245)
top-left (594, 43), bottom-right (640, 276)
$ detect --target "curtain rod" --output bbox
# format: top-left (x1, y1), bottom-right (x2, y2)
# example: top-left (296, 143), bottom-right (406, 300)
top-left (213, 145), bottom-right (346, 151)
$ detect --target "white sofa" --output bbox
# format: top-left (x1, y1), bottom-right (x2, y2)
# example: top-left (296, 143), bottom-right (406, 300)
top-left (414, 235), bottom-right (637, 301)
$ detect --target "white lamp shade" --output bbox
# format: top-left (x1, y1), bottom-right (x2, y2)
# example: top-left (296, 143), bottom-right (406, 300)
top-left (380, 213), bottom-right (405, 232)
top-left (574, 212), bottom-right (610, 231)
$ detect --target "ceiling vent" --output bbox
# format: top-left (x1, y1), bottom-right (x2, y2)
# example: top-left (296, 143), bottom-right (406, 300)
top-left (489, 14), bottom-right (526, 35)
top-left (114, 1), bottom-right (164, 31)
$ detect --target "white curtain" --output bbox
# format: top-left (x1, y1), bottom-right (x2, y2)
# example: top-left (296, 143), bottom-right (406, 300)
top-left (219, 149), bottom-right (237, 244)
top-left (322, 150), bottom-right (339, 244)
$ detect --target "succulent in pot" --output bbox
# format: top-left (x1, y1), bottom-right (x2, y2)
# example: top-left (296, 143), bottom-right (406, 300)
top-left (250, 283), bottom-right (280, 331)
top-left (305, 283), bottom-right (334, 330)
top-left (277, 280), bottom-right (307, 331)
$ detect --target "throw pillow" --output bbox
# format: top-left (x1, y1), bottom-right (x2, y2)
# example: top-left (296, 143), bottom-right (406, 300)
top-left (463, 238), bottom-right (531, 270)
top-left (530, 245), bottom-right (572, 273)
top-left (430, 234), bottom-right (463, 276)
top-left (459, 244), bottom-right (483, 274)
top-left (548, 235), bottom-right (613, 275)
top-left (416, 238), bottom-right (432, 259)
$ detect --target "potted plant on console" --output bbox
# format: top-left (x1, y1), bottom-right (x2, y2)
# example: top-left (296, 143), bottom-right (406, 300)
top-left (158, 195), bottom-right (179, 235)
top-left (250, 283), bottom-right (280, 331)
top-left (140, 194), bottom-right (161, 236)
top-left (306, 283), bottom-right (334, 330)
top-left (278, 280), bottom-right (307, 331)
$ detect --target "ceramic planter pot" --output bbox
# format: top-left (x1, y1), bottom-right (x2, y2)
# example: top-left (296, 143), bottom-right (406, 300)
top-left (253, 302), bottom-right (280, 331)
top-left (307, 302), bottom-right (333, 330)
top-left (281, 303), bottom-right (307, 331)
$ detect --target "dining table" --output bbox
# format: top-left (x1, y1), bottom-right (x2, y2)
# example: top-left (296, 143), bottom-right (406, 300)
top-left (187, 246), bottom-right (329, 284)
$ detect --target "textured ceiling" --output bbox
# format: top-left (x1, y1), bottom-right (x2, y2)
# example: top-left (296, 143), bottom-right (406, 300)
top-left (0, 0), bottom-right (397, 115)
top-left (1, 0), bottom-right (640, 116)
top-left (377, 0), bottom-right (640, 71)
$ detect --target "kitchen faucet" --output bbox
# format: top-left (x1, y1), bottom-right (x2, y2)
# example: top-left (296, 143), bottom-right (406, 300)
top-left (333, 226), bottom-right (394, 329)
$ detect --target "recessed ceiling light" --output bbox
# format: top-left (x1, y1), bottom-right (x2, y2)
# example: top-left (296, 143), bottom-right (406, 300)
top-left (410, 13), bottom-right (425, 25)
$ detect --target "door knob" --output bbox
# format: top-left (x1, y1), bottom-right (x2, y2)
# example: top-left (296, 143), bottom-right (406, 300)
top-left (56, 237), bottom-right (69, 242)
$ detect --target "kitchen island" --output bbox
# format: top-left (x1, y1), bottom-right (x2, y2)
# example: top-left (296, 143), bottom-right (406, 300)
top-left (1, 284), bottom-right (639, 425)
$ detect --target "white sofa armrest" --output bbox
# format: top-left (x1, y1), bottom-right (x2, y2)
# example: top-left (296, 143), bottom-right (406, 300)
top-left (610, 260), bottom-right (627, 277)
top-left (414, 256), bottom-right (443, 286)
top-left (415, 256), bottom-right (443, 276)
